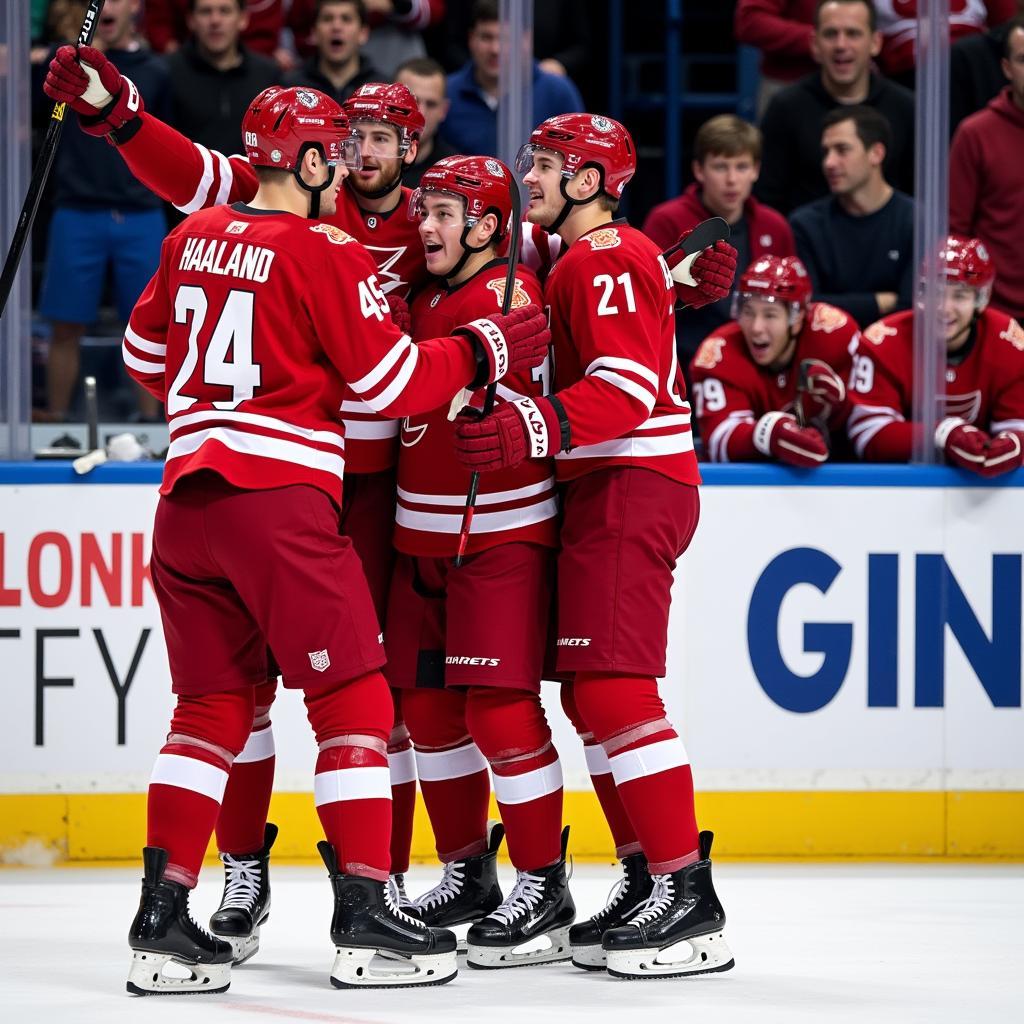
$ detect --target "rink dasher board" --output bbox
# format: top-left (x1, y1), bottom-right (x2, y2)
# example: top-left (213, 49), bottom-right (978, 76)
top-left (0, 463), bottom-right (1021, 860)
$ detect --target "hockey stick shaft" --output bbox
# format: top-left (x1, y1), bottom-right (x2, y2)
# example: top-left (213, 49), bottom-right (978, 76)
top-left (454, 180), bottom-right (524, 568)
top-left (0, 0), bottom-right (106, 321)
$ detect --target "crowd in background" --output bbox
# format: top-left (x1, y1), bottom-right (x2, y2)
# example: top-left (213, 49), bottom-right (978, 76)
top-left (25, 0), bottom-right (1024, 470)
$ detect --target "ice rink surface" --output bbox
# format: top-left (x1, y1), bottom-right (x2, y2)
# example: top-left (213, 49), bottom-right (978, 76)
top-left (3, 861), bottom-right (1022, 1024)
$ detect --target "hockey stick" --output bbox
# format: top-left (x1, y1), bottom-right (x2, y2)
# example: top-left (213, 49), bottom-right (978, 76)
top-left (0, 0), bottom-right (106, 321)
top-left (454, 180), bottom-right (524, 568)
top-left (664, 215), bottom-right (731, 290)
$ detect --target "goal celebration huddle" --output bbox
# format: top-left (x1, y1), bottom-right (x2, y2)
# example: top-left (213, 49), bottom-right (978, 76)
top-left (43, 41), bottom-right (740, 994)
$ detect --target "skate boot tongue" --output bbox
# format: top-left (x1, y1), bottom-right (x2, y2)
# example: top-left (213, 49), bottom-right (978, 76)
top-left (414, 860), bottom-right (466, 913)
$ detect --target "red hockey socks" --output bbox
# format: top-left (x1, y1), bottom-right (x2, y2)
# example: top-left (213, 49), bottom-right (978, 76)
top-left (402, 687), bottom-right (490, 862)
top-left (561, 682), bottom-right (639, 856)
top-left (387, 691), bottom-right (416, 875)
top-left (305, 670), bottom-right (394, 880)
top-left (573, 672), bottom-right (700, 873)
top-left (147, 688), bottom-right (255, 887)
top-left (466, 687), bottom-right (563, 870)
top-left (215, 678), bottom-right (277, 855)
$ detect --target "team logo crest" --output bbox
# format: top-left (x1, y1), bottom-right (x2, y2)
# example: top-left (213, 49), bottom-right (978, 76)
top-left (693, 336), bottom-right (726, 370)
top-left (586, 228), bottom-right (621, 251)
top-left (591, 116), bottom-right (613, 133)
top-left (810, 303), bottom-right (849, 334)
top-left (400, 417), bottom-right (428, 447)
top-left (310, 223), bottom-right (354, 245)
top-left (863, 322), bottom-right (897, 346)
top-left (296, 90), bottom-right (318, 109)
top-left (225, 221), bottom-right (249, 235)
top-left (486, 277), bottom-right (531, 310)
top-left (1001, 320), bottom-right (1024, 351)
top-left (308, 649), bottom-right (331, 672)
top-left (430, 292), bottom-right (443, 307)
top-left (485, 159), bottom-right (504, 178)
top-left (367, 216), bottom-right (378, 229)
top-left (270, 149), bottom-right (282, 163)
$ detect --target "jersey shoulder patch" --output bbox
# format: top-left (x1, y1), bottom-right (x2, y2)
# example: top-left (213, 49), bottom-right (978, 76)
top-left (310, 223), bottom-right (355, 245)
top-left (486, 276), bottom-right (532, 311)
top-left (1000, 318), bottom-right (1024, 352)
top-left (693, 335), bottom-right (728, 371)
top-left (810, 302), bottom-right (849, 334)
top-left (862, 320), bottom-right (899, 346)
top-left (585, 227), bottom-right (622, 251)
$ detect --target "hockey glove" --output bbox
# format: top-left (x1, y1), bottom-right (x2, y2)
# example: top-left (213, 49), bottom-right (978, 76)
top-left (753, 411), bottom-right (829, 468)
top-left (795, 357), bottom-right (848, 428)
top-left (387, 292), bottom-right (412, 335)
top-left (936, 418), bottom-right (1023, 477)
top-left (455, 397), bottom-right (562, 472)
top-left (456, 303), bottom-right (551, 389)
top-left (44, 45), bottom-right (144, 139)
top-left (663, 230), bottom-right (737, 309)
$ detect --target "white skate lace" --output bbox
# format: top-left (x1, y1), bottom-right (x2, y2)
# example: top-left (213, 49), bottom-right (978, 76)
top-left (389, 874), bottom-right (415, 910)
top-left (489, 870), bottom-right (545, 925)
top-left (413, 862), bottom-right (466, 911)
top-left (593, 871), bottom-right (629, 923)
top-left (628, 874), bottom-right (674, 927)
top-left (384, 878), bottom-right (425, 928)
top-left (219, 854), bottom-right (261, 912)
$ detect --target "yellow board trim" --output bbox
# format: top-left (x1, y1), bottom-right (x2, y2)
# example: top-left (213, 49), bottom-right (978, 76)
top-left (1, 791), bottom-right (1022, 865)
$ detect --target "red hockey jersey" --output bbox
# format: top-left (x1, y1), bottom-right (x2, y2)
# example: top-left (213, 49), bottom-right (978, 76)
top-left (846, 307), bottom-right (1024, 460)
top-left (690, 303), bottom-right (860, 462)
top-left (543, 222), bottom-right (700, 485)
top-left (397, 262), bottom-right (558, 557)
top-left (122, 203), bottom-right (478, 504)
top-left (115, 111), bottom-right (431, 473)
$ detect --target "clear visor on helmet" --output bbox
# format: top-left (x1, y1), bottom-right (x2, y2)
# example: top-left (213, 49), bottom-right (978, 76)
top-left (350, 120), bottom-right (408, 160)
top-left (917, 276), bottom-right (992, 313)
top-left (514, 143), bottom-right (566, 178)
top-left (408, 187), bottom-right (471, 226)
top-left (338, 136), bottom-right (363, 170)
top-left (732, 291), bottom-right (801, 326)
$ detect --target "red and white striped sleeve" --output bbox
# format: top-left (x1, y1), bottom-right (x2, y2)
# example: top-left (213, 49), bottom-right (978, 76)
top-left (116, 111), bottom-right (258, 212)
top-left (122, 246), bottom-right (173, 402)
top-left (846, 324), bottom-right (912, 461)
top-left (392, 0), bottom-right (443, 28)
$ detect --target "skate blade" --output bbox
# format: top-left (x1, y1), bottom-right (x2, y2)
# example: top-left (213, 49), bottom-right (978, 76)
top-left (570, 942), bottom-right (607, 971)
top-left (223, 929), bottom-right (259, 966)
top-left (126, 950), bottom-right (231, 995)
top-left (606, 931), bottom-right (735, 980)
top-left (329, 947), bottom-right (458, 988)
top-left (467, 926), bottom-right (572, 970)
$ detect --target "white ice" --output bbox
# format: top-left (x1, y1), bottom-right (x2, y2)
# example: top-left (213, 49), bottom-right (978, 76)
top-left (3, 861), bottom-right (1022, 1023)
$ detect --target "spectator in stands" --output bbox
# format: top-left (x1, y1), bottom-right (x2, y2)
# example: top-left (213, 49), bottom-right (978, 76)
top-left (643, 115), bottom-right (795, 367)
top-left (734, 0), bottom-right (818, 113)
top-left (38, 0), bottom-right (170, 420)
top-left (285, 0), bottom-right (381, 103)
top-left (757, 0), bottom-right (915, 214)
top-left (875, 0), bottom-right (1015, 89)
top-left (950, 18), bottom-right (1024, 322)
top-left (165, 0), bottom-right (279, 154)
top-left (145, 0), bottom-right (295, 70)
top-left (951, 10), bottom-right (1023, 132)
top-left (790, 106), bottom-right (913, 327)
top-left (394, 56), bottom-right (458, 186)
top-left (440, 0), bottom-right (584, 158)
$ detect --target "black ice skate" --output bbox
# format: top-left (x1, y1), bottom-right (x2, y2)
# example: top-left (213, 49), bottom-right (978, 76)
top-left (413, 822), bottom-right (505, 950)
top-left (209, 822), bottom-right (277, 965)
top-left (569, 851), bottom-right (654, 970)
top-left (602, 831), bottom-right (735, 980)
top-left (318, 841), bottom-right (458, 988)
top-left (126, 846), bottom-right (233, 996)
top-left (390, 872), bottom-right (418, 915)
top-left (466, 825), bottom-right (575, 969)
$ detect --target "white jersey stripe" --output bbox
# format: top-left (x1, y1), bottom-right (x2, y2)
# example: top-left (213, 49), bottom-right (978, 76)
top-left (557, 431), bottom-right (694, 462)
top-left (990, 419), bottom-right (1024, 433)
top-left (592, 369), bottom-right (657, 411)
top-left (349, 334), bottom-right (413, 394)
top-left (170, 409), bottom-right (345, 448)
top-left (213, 150), bottom-right (233, 207)
top-left (125, 324), bottom-right (167, 356)
top-left (122, 343), bottom-right (164, 375)
top-left (177, 144), bottom-right (214, 214)
top-left (586, 355), bottom-right (659, 390)
top-left (397, 478), bottom-right (555, 508)
top-left (365, 344), bottom-right (418, 412)
top-left (343, 419), bottom-right (400, 440)
top-left (396, 497), bottom-right (558, 535)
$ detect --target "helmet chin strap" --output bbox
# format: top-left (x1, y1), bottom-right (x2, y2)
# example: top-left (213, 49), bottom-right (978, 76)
top-left (547, 169), bottom-right (604, 234)
top-left (446, 223), bottom-right (491, 280)
top-left (293, 146), bottom-right (338, 219)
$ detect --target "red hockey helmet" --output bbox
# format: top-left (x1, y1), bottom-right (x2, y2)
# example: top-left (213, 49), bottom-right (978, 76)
top-left (940, 235), bottom-right (995, 306)
top-left (408, 155), bottom-right (514, 238)
top-left (242, 86), bottom-right (359, 171)
top-left (734, 255), bottom-right (813, 315)
top-left (342, 82), bottom-right (425, 153)
top-left (516, 113), bottom-right (636, 199)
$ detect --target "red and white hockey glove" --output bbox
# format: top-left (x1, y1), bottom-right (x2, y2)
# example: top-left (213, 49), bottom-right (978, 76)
top-left (663, 230), bottom-right (737, 309)
top-left (44, 45), bottom-right (144, 139)
top-left (935, 418), bottom-right (1023, 477)
top-left (454, 397), bottom-right (563, 473)
top-left (795, 357), bottom-right (849, 428)
top-left (754, 411), bottom-right (829, 468)
top-left (387, 292), bottom-right (412, 335)
top-left (456, 303), bottom-right (551, 388)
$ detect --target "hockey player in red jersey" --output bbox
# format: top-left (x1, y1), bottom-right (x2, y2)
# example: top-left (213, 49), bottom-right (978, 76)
top-left (119, 86), bottom-right (550, 994)
top-left (43, 51), bottom-right (434, 939)
top-left (847, 235), bottom-right (1024, 475)
top-left (386, 155), bottom-right (573, 967)
top-left (455, 113), bottom-right (736, 980)
top-left (690, 255), bottom-right (860, 465)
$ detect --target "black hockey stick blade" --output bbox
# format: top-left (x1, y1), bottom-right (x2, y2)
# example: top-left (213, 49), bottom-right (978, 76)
top-left (455, 176), bottom-right (524, 567)
top-left (0, 1), bottom-right (106, 322)
top-left (678, 215), bottom-right (731, 256)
